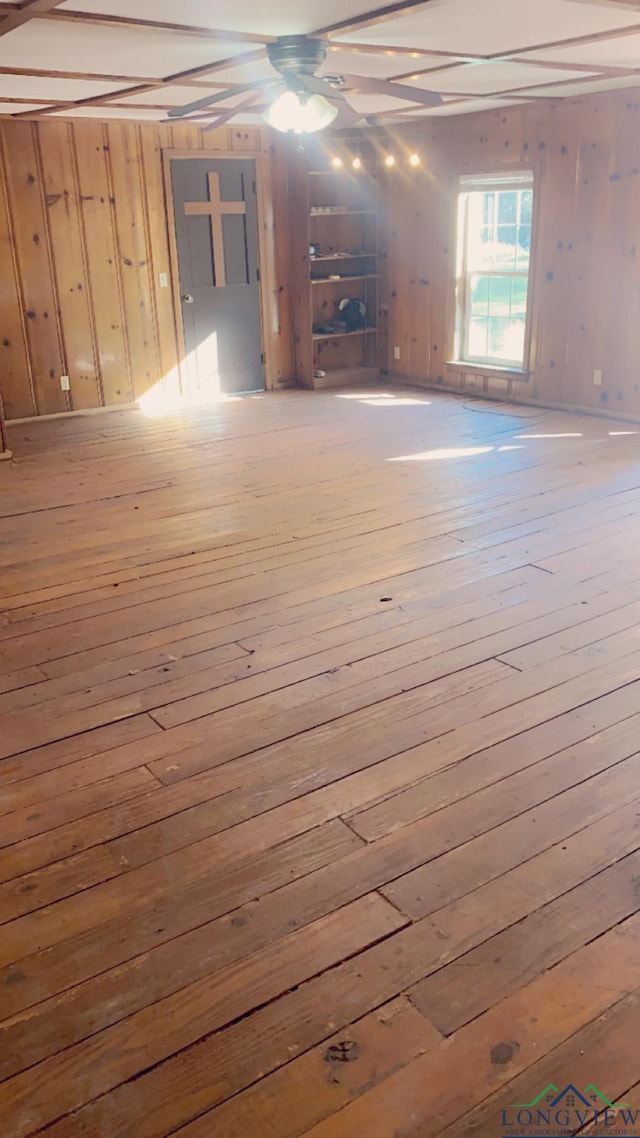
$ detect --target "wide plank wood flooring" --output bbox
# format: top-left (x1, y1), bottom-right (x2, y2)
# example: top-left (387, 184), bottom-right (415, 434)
top-left (2, 385), bottom-right (640, 1137)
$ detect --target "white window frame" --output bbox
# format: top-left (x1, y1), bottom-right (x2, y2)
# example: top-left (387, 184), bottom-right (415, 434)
top-left (455, 171), bottom-right (535, 372)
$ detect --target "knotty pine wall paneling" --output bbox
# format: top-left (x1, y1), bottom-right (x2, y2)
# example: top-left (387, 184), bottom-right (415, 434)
top-left (383, 89), bottom-right (640, 421)
top-left (0, 119), bottom-right (295, 420)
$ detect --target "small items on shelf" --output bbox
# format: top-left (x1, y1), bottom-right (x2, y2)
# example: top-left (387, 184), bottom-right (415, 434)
top-left (310, 205), bottom-right (349, 215)
top-left (314, 321), bottom-right (348, 335)
top-left (313, 298), bottom-right (368, 338)
top-left (309, 247), bottom-right (370, 260)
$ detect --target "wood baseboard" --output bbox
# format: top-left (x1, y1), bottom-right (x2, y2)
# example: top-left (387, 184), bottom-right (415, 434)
top-left (8, 403), bottom-right (139, 425)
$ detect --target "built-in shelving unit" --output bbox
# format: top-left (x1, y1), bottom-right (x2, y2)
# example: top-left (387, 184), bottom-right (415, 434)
top-left (288, 146), bottom-right (381, 390)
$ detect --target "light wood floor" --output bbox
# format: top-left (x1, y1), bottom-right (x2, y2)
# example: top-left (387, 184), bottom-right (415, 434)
top-left (2, 385), bottom-right (640, 1138)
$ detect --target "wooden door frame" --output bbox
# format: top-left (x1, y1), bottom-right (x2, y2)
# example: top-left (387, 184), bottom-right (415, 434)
top-left (163, 148), bottom-right (269, 394)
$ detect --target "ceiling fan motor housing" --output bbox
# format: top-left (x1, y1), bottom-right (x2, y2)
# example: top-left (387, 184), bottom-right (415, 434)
top-left (267, 35), bottom-right (329, 79)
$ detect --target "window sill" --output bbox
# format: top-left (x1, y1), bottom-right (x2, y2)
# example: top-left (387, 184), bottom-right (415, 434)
top-left (446, 360), bottom-right (530, 381)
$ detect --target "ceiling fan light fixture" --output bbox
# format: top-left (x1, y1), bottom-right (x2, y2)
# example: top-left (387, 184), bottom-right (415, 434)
top-left (264, 90), bottom-right (338, 134)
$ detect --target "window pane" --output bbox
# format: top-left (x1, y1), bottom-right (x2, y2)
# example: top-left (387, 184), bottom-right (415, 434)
top-left (517, 223), bottom-right (531, 268)
top-left (488, 314), bottom-right (525, 365)
top-left (469, 275), bottom-right (491, 316)
top-left (497, 191), bottom-right (517, 224)
top-left (468, 318), bottom-right (489, 359)
top-left (488, 276), bottom-right (512, 317)
top-left (511, 276), bottom-right (529, 317)
top-left (458, 177), bottom-right (532, 367)
top-left (520, 190), bottom-right (533, 225)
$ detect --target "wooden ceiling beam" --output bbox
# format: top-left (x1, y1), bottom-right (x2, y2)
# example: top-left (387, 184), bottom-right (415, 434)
top-left (0, 63), bottom-right (157, 82)
top-left (0, 94), bottom-right (62, 103)
top-left (0, 0), bottom-right (66, 38)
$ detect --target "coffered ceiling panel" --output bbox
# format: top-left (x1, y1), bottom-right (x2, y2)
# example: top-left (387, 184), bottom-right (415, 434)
top-left (57, 0), bottom-right (381, 37)
top-left (344, 91), bottom-right (431, 114)
top-left (53, 104), bottom-right (172, 119)
top-left (0, 20), bottom-right (251, 77)
top-left (523, 30), bottom-right (640, 68)
top-left (321, 48), bottom-right (453, 79)
top-left (124, 85), bottom-right (263, 107)
top-left (405, 60), bottom-right (601, 96)
top-left (191, 55), bottom-right (275, 86)
top-left (334, 0), bottom-right (640, 56)
top-left (0, 74), bottom-right (128, 101)
top-left (396, 96), bottom-right (529, 117)
top-left (518, 73), bottom-right (640, 98)
top-left (0, 101), bottom-right (47, 112)
top-left (123, 84), bottom-right (237, 107)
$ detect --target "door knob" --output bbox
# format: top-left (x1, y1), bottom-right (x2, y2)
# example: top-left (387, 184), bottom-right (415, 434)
top-left (182, 294), bottom-right (194, 304)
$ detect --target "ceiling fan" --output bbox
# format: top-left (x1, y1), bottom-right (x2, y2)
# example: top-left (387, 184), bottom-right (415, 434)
top-left (167, 35), bottom-right (442, 133)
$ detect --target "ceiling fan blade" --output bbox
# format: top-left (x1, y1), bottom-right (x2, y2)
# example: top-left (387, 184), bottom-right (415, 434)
top-left (331, 98), bottom-right (362, 129)
top-left (295, 72), bottom-right (338, 98)
top-left (167, 79), bottom-right (274, 119)
top-left (202, 93), bottom-right (261, 133)
top-left (340, 74), bottom-right (443, 107)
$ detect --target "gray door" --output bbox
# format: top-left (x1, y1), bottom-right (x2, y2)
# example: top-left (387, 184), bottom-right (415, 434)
top-left (171, 157), bottom-right (264, 397)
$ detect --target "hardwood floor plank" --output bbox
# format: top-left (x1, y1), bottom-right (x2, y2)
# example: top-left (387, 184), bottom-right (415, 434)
top-left (187, 997), bottom-right (443, 1138)
top-left (0, 821), bottom-right (363, 1015)
top-left (435, 989), bottom-right (640, 1138)
top-left (410, 849), bottom-right (640, 1035)
top-left (2, 390), bottom-right (640, 1137)
top-left (1, 895), bottom-right (405, 1138)
top-left (293, 918), bottom-right (640, 1138)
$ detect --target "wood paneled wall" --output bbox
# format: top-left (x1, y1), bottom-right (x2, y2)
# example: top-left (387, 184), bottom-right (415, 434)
top-left (383, 89), bottom-right (640, 420)
top-left (0, 119), bottom-right (295, 420)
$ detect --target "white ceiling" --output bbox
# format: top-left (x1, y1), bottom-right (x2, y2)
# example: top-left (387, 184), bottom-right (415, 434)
top-left (334, 0), bottom-right (640, 55)
top-left (58, 0), bottom-right (380, 36)
top-left (0, 0), bottom-right (639, 126)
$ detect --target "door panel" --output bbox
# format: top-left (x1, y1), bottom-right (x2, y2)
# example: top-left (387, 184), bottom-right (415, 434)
top-left (170, 157), bottom-right (264, 397)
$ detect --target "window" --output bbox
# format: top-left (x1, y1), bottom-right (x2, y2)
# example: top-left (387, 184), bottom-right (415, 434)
top-left (455, 172), bottom-right (534, 370)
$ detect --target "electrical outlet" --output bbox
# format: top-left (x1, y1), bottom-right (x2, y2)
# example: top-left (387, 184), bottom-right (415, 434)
top-left (60, 375), bottom-right (70, 391)
top-left (159, 272), bottom-right (169, 288)
top-left (593, 369), bottom-right (602, 387)
top-left (394, 346), bottom-right (401, 361)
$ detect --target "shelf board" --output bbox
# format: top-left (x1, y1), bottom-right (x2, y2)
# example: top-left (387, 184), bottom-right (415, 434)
top-left (313, 327), bottom-right (378, 341)
top-left (310, 210), bottom-right (376, 217)
top-left (311, 253), bottom-right (377, 262)
top-left (311, 274), bottom-right (380, 285)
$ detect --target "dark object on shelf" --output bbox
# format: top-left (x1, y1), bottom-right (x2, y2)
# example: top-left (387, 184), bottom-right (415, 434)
top-left (313, 319), bottom-right (348, 335)
top-left (338, 297), bottom-right (367, 332)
